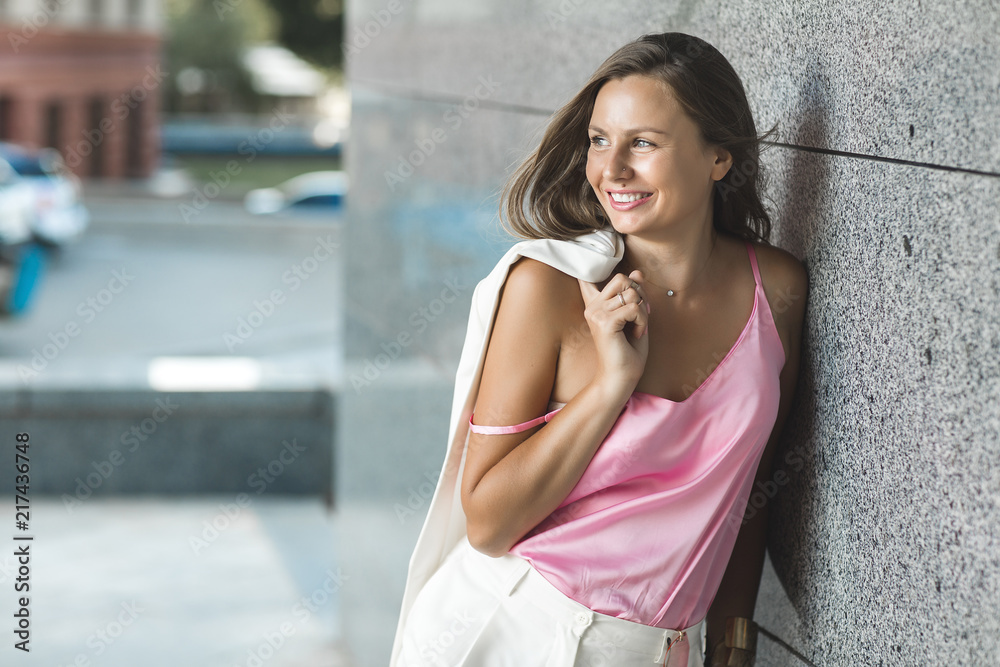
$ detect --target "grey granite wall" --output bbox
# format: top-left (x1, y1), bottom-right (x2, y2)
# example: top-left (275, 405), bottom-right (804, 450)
top-left (341, 1), bottom-right (1000, 665)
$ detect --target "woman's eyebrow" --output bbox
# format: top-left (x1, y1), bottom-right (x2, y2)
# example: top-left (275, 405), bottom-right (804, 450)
top-left (588, 125), bottom-right (670, 135)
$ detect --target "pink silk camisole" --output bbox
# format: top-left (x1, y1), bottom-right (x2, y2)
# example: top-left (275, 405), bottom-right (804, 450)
top-left (468, 240), bottom-right (786, 631)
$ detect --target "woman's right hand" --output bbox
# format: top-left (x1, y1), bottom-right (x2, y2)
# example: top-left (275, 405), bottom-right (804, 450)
top-left (462, 260), bottom-right (652, 556)
top-left (577, 269), bottom-right (651, 402)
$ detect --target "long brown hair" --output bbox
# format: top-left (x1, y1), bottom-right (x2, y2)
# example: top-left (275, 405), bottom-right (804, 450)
top-left (501, 32), bottom-right (773, 243)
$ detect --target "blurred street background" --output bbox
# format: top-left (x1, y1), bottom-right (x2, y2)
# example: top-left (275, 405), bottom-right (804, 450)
top-left (0, 0), bottom-right (358, 665)
top-left (1, 191), bottom-right (343, 388)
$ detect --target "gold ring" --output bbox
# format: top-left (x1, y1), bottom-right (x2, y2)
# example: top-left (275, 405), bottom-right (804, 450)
top-left (617, 292), bottom-right (626, 307)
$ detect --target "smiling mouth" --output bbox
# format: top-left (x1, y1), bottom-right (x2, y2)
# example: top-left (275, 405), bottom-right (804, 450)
top-left (605, 190), bottom-right (653, 211)
top-left (608, 192), bottom-right (652, 203)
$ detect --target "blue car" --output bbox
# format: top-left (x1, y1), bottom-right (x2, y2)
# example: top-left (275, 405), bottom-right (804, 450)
top-left (244, 170), bottom-right (347, 217)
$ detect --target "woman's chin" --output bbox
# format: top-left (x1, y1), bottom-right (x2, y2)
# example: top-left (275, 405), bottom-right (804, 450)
top-left (607, 215), bottom-right (647, 237)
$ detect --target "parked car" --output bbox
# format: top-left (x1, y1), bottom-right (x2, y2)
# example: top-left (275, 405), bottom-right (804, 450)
top-left (244, 170), bottom-right (347, 217)
top-left (0, 158), bottom-right (35, 247)
top-left (0, 157), bottom-right (45, 315)
top-left (0, 142), bottom-right (89, 246)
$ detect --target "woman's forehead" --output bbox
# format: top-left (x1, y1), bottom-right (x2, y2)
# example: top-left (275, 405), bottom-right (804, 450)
top-left (590, 76), bottom-right (687, 132)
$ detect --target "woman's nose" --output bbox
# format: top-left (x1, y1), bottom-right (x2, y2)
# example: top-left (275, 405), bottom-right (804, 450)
top-left (603, 146), bottom-right (631, 179)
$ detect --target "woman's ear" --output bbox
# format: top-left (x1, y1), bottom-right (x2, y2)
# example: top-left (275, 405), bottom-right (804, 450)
top-left (710, 146), bottom-right (733, 182)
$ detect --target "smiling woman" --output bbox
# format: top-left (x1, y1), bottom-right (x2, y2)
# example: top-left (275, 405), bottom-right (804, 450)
top-left (585, 76), bottom-right (733, 245)
top-left (392, 33), bottom-right (807, 667)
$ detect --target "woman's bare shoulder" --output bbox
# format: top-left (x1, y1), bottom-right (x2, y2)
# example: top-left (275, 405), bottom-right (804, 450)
top-left (750, 241), bottom-right (808, 349)
top-left (471, 258), bottom-right (580, 432)
top-left (750, 239), bottom-right (806, 276)
top-left (498, 256), bottom-right (584, 322)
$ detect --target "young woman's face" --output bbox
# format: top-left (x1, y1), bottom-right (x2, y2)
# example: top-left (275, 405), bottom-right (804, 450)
top-left (585, 75), bottom-right (731, 239)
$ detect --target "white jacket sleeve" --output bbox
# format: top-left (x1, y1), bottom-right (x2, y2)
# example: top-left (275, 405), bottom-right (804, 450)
top-left (389, 228), bottom-right (623, 665)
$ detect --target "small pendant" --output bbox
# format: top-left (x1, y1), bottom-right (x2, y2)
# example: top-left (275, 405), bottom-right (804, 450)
top-left (666, 289), bottom-right (675, 296)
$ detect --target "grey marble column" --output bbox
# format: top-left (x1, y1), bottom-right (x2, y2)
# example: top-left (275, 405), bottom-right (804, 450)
top-left (340, 1), bottom-right (1000, 664)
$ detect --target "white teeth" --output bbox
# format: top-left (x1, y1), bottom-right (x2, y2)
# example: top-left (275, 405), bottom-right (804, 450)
top-left (610, 192), bottom-right (650, 203)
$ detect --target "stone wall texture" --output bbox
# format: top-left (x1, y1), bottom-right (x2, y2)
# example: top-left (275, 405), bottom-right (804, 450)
top-left (341, 1), bottom-right (1000, 665)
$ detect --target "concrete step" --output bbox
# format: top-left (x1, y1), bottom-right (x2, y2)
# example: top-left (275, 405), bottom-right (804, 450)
top-left (0, 390), bottom-right (335, 502)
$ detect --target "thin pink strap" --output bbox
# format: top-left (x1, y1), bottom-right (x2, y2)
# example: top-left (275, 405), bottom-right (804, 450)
top-left (744, 240), bottom-right (762, 288)
top-left (469, 408), bottom-right (563, 435)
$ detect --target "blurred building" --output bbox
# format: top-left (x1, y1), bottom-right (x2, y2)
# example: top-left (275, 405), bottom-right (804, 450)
top-left (0, 0), bottom-right (163, 179)
top-left (243, 44), bottom-right (327, 119)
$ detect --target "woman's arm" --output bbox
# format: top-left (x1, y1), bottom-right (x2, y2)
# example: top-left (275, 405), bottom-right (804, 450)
top-left (461, 257), bottom-right (649, 557)
top-left (704, 248), bottom-right (808, 664)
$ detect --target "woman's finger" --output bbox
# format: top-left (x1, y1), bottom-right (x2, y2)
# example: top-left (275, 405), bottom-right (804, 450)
top-left (624, 303), bottom-right (648, 339)
top-left (602, 296), bottom-right (649, 339)
top-left (597, 273), bottom-right (652, 316)
top-left (626, 270), bottom-right (651, 313)
top-left (577, 278), bottom-right (602, 304)
top-left (580, 273), bottom-right (651, 338)
top-left (615, 274), bottom-right (650, 338)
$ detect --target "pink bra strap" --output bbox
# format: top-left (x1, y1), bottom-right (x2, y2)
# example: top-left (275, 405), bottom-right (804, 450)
top-left (468, 408), bottom-right (563, 435)
top-left (744, 240), bottom-right (763, 288)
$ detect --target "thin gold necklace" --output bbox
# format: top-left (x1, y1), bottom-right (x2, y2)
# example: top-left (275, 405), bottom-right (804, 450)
top-left (639, 232), bottom-right (718, 297)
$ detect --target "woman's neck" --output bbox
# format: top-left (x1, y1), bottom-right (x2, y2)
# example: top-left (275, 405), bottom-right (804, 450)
top-left (619, 224), bottom-right (720, 297)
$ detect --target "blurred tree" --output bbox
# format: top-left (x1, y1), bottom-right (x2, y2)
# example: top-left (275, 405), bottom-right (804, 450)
top-left (261, 0), bottom-right (344, 71)
top-left (164, 0), bottom-right (278, 114)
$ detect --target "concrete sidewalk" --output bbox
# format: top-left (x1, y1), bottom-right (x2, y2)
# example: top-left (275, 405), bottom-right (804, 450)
top-left (0, 497), bottom-right (354, 666)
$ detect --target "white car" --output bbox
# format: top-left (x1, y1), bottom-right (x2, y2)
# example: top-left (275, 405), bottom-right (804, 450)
top-left (0, 158), bottom-right (35, 247)
top-left (0, 159), bottom-right (43, 315)
top-left (244, 170), bottom-right (347, 217)
top-left (0, 142), bottom-right (90, 246)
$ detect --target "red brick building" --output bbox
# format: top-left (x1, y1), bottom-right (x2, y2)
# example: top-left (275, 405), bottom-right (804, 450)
top-left (0, 0), bottom-right (163, 179)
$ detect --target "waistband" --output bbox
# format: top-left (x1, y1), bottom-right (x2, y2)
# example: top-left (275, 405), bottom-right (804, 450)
top-left (461, 537), bottom-right (703, 665)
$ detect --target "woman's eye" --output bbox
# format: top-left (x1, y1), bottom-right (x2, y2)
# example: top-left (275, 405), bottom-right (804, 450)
top-left (634, 138), bottom-right (653, 148)
top-left (588, 136), bottom-right (608, 147)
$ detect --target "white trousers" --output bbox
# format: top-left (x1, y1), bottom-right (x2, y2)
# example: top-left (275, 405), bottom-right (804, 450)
top-left (396, 536), bottom-right (705, 667)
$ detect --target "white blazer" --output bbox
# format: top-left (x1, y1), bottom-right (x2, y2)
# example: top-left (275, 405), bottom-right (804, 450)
top-left (390, 228), bottom-right (625, 665)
